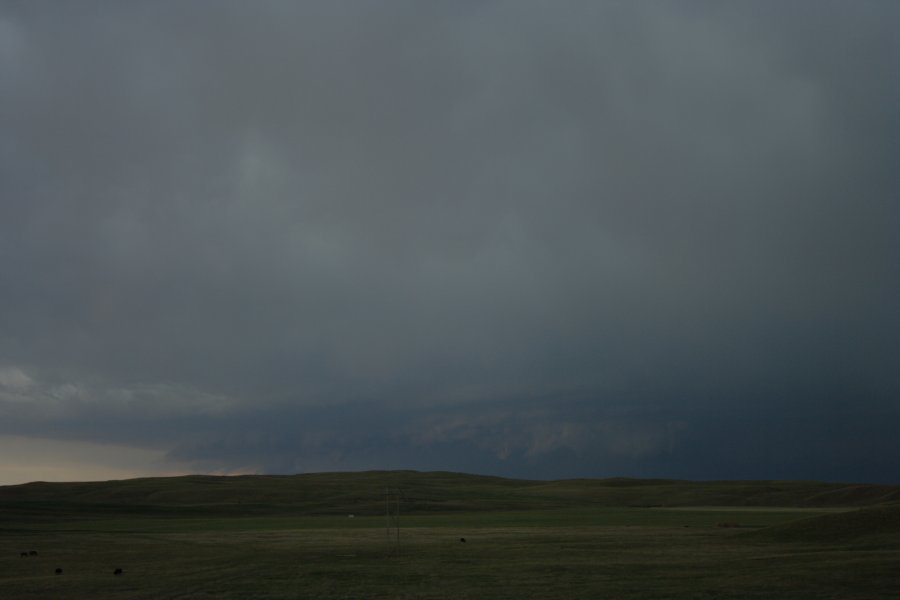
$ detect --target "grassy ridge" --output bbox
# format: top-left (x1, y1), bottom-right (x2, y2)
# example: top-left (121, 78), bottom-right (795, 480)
top-left (1, 471), bottom-right (898, 519)
top-left (742, 504), bottom-right (900, 546)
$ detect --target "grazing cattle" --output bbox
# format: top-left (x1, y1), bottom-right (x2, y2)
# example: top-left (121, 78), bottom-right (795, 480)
top-left (459, 537), bottom-right (466, 543)
top-left (55, 568), bottom-right (63, 575)
top-left (20, 552), bottom-right (28, 557)
top-left (28, 550), bottom-right (38, 556)
top-left (113, 568), bottom-right (123, 575)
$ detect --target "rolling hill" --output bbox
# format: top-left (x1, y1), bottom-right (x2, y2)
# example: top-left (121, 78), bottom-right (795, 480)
top-left (742, 503), bottom-right (900, 546)
top-left (1, 471), bottom-right (898, 520)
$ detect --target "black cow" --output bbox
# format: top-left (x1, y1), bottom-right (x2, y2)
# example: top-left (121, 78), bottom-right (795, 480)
top-left (459, 537), bottom-right (466, 543)
top-left (20, 552), bottom-right (28, 557)
top-left (28, 550), bottom-right (38, 556)
top-left (55, 568), bottom-right (63, 575)
top-left (113, 568), bottom-right (123, 575)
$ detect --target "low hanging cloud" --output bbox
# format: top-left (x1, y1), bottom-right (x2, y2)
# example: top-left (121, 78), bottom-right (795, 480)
top-left (0, 1), bottom-right (897, 484)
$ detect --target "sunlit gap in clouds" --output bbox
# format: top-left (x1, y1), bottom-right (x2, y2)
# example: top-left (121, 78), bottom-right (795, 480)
top-left (0, 435), bottom-right (191, 486)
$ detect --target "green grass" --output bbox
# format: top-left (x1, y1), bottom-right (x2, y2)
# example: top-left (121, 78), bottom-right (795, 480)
top-left (1, 472), bottom-right (898, 598)
top-left (3, 513), bottom-right (898, 599)
top-left (0, 506), bottom-right (842, 534)
top-left (4, 471), bottom-right (898, 518)
top-left (742, 504), bottom-right (900, 547)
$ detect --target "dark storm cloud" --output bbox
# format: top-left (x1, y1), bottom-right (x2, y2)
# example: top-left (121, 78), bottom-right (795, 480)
top-left (1, 1), bottom-right (897, 483)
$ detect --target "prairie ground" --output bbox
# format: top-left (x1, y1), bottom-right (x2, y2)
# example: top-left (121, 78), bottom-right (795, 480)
top-left (2, 506), bottom-right (898, 599)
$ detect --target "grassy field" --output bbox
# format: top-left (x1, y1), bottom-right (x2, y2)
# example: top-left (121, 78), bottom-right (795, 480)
top-left (1, 472), bottom-right (898, 599)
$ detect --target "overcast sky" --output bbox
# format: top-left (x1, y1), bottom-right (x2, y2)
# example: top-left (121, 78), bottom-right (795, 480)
top-left (1, 1), bottom-right (897, 486)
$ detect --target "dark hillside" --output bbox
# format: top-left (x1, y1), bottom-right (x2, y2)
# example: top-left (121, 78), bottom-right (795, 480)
top-left (1, 471), bottom-right (898, 520)
top-left (743, 504), bottom-right (900, 546)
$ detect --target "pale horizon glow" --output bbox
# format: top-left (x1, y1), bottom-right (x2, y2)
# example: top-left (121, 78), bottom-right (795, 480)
top-left (0, 435), bottom-right (191, 486)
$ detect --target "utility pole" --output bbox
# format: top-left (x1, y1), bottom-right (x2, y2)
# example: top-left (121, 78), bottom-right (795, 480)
top-left (384, 487), bottom-right (401, 556)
